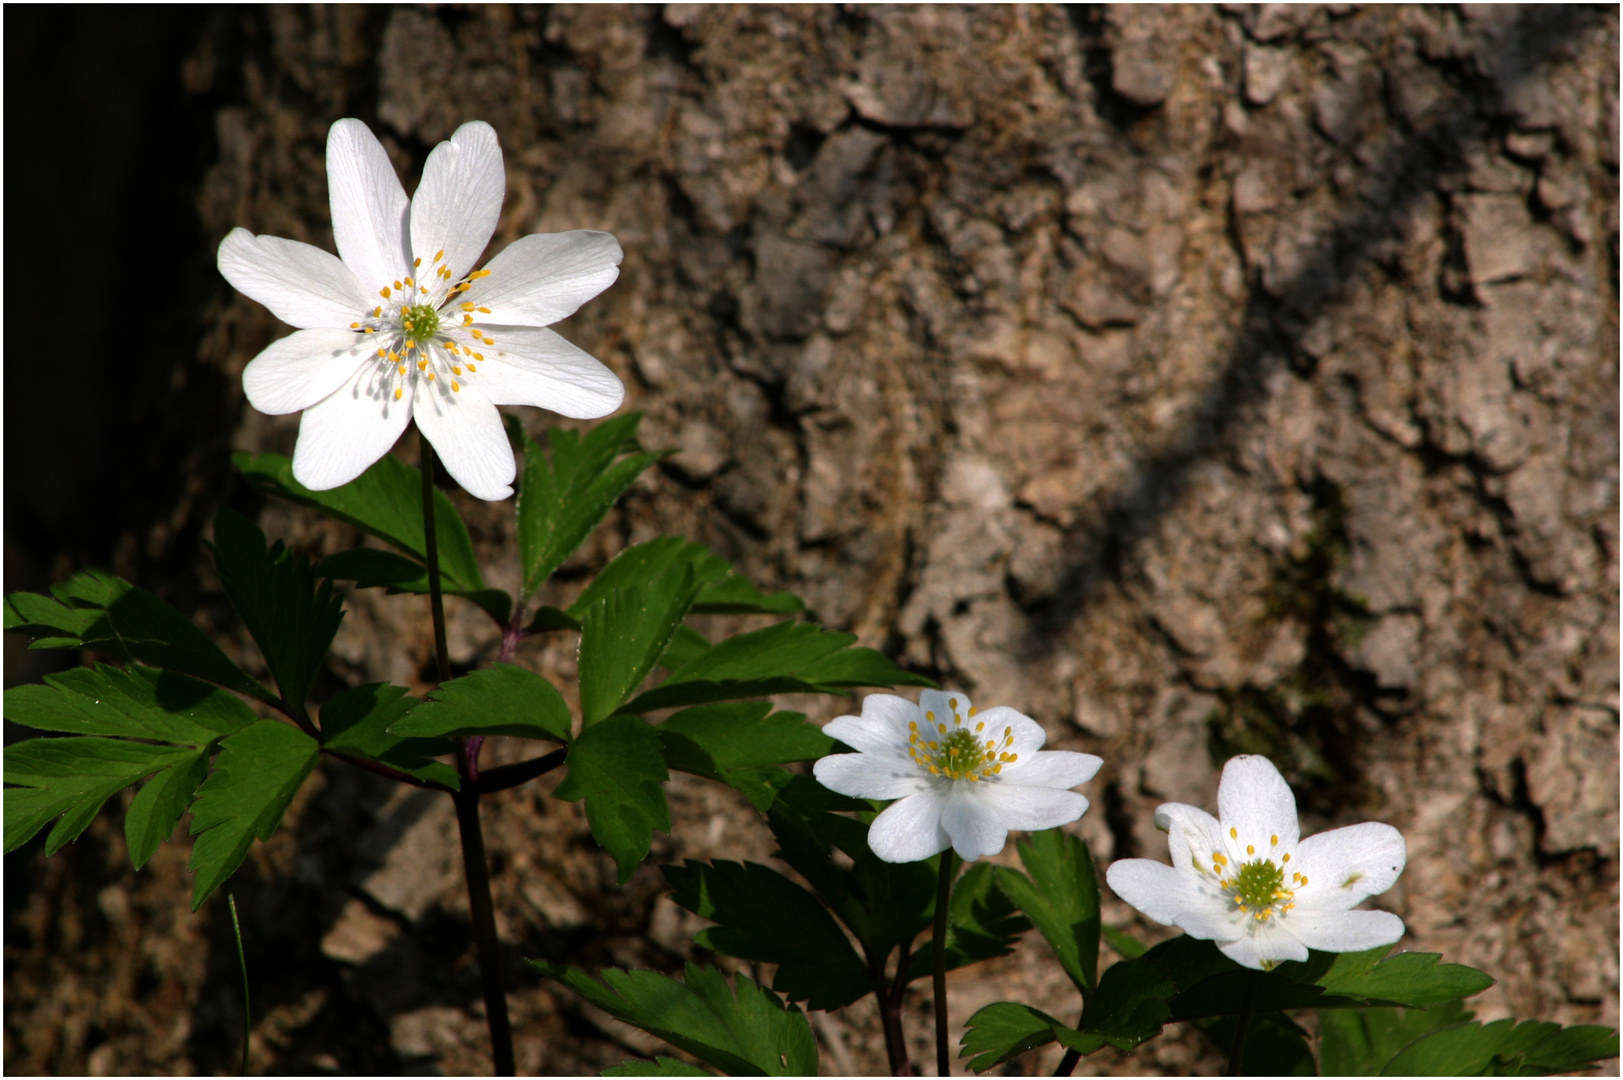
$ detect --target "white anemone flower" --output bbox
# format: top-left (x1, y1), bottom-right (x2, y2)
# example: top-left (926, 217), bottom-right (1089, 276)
top-left (812, 690), bottom-right (1103, 863)
top-left (1105, 755), bottom-right (1407, 971)
top-left (218, 118), bottom-right (624, 500)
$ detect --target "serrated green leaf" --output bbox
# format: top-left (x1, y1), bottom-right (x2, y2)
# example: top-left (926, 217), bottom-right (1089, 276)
top-left (1102, 924), bottom-right (1148, 960)
top-left (388, 664), bottom-right (571, 743)
top-left (663, 859), bottom-right (873, 1011)
top-left (907, 861), bottom-right (1032, 982)
top-left (319, 683), bottom-right (460, 788)
top-left (6, 664), bottom-right (255, 743)
top-left (579, 571), bottom-right (702, 726)
top-left (624, 620), bottom-right (934, 714)
top-left (518, 414), bottom-right (667, 598)
top-left (1278, 943), bottom-right (1496, 1007)
top-left (209, 507), bottom-right (344, 709)
top-left (187, 719), bottom-right (319, 909)
top-left (1195, 1011), bottom-right (1316, 1076)
top-left (603, 1057), bottom-right (713, 1076)
top-left (529, 961), bottom-right (818, 1077)
top-left (5, 572), bottom-right (272, 703)
top-left (659, 625), bottom-right (712, 672)
top-left (553, 715), bottom-right (669, 883)
top-left (316, 548), bottom-right (512, 626)
top-left (1382, 1019), bottom-right (1516, 1076)
top-left (690, 575), bottom-right (806, 616)
top-left (993, 829), bottom-right (1101, 997)
top-left (1495, 1022), bottom-right (1620, 1075)
top-left (960, 1002), bottom-right (1068, 1073)
top-left (124, 748), bottom-right (212, 869)
top-left (567, 537), bottom-right (729, 619)
top-left (1318, 1002), bottom-right (1476, 1076)
top-left (233, 451), bottom-right (487, 596)
top-left (4, 737), bottom-right (196, 855)
top-left (661, 701), bottom-right (833, 771)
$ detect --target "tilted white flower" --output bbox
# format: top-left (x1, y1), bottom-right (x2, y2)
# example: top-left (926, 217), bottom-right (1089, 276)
top-left (1105, 755), bottom-right (1407, 971)
top-left (218, 118), bottom-right (625, 500)
top-left (812, 690), bottom-right (1103, 863)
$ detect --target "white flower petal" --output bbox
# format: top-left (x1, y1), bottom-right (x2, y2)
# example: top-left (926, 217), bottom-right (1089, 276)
top-left (1292, 822), bottom-right (1407, 908)
top-left (472, 326), bottom-right (624, 418)
top-left (327, 118), bottom-right (410, 292)
top-left (1219, 924), bottom-right (1310, 970)
top-left (410, 121), bottom-right (505, 281)
top-left (1155, 802), bottom-right (1227, 874)
top-left (823, 695), bottom-right (921, 754)
top-left (987, 784), bottom-right (1090, 832)
top-left (1006, 750), bottom-right (1102, 790)
top-left (291, 362), bottom-right (413, 490)
top-left (242, 329), bottom-right (372, 415)
top-left (217, 229), bottom-right (372, 329)
top-left (464, 231), bottom-right (623, 327)
top-left (1106, 859), bottom-right (1237, 939)
top-left (812, 753), bottom-right (933, 801)
top-left (1287, 908), bottom-right (1405, 954)
top-left (1217, 755), bottom-right (1301, 850)
top-left (941, 784), bottom-right (1010, 861)
top-left (973, 705), bottom-right (1048, 758)
top-left (868, 790), bottom-right (951, 863)
top-left (918, 690), bottom-right (970, 722)
top-left (412, 374), bottom-right (515, 501)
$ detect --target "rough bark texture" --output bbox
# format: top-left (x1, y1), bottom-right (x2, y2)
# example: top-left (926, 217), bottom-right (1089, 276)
top-left (5, 5), bottom-right (1617, 1075)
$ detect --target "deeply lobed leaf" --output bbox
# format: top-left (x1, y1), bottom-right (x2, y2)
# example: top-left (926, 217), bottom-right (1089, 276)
top-left (552, 715), bottom-right (669, 883)
top-left (389, 664), bottom-right (571, 743)
top-left (994, 828), bottom-right (1102, 997)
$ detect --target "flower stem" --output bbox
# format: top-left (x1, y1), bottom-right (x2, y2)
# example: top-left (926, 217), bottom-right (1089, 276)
top-left (878, 939), bottom-right (915, 1076)
top-left (933, 850), bottom-right (957, 1077)
top-left (419, 429), bottom-right (451, 684)
top-left (228, 893), bottom-right (250, 1076)
top-left (1225, 973), bottom-right (1257, 1076)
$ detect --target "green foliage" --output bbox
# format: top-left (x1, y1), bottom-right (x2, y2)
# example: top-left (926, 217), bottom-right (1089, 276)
top-left (1320, 1003), bottom-right (1620, 1076)
top-left (318, 683), bottom-right (460, 789)
top-left (960, 1002), bottom-right (1075, 1074)
top-left (1194, 1012), bottom-right (1316, 1076)
top-left (552, 715), bottom-right (670, 883)
top-left (5, 570), bottom-right (273, 704)
top-left (689, 574), bottom-right (805, 617)
top-left (516, 412), bottom-right (667, 597)
top-left (529, 961), bottom-right (819, 1077)
top-left (1291, 942), bottom-right (1497, 1007)
top-left (1319, 1001), bottom-right (1475, 1075)
top-left (656, 701), bottom-right (833, 811)
top-left (208, 507), bottom-right (344, 710)
top-left (993, 829), bottom-right (1101, 997)
top-left (578, 565), bottom-right (703, 726)
top-left (315, 549), bottom-right (513, 627)
top-left (603, 1058), bottom-right (713, 1077)
top-left (187, 719), bottom-right (319, 909)
top-left (389, 664), bottom-right (572, 743)
top-left (624, 620), bottom-right (935, 714)
top-left (906, 861), bottom-right (1031, 982)
top-left (566, 537), bottom-right (730, 624)
top-left (664, 858), bottom-right (873, 1010)
top-left (3, 665), bottom-right (256, 864)
top-left (236, 451), bottom-right (509, 624)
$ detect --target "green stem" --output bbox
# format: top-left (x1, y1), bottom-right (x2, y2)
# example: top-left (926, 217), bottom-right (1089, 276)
top-left (228, 894), bottom-right (250, 1076)
top-left (933, 850), bottom-right (956, 1077)
top-left (420, 429), bottom-right (451, 684)
top-left (1226, 972), bottom-right (1257, 1077)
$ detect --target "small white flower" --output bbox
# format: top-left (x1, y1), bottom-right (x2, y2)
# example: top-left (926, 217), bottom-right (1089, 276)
top-left (812, 690), bottom-right (1103, 863)
top-left (1105, 755), bottom-right (1407, 971)
top-left (218, 118), bottom-right (625, 500)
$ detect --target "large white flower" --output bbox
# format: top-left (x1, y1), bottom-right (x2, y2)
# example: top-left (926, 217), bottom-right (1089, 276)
top-left (218, 118), bottom-right (624, 500)
top-left (812, 690), bottom-right (1103, 863)
top-left (1105, 755), bottom-right (1407, 971)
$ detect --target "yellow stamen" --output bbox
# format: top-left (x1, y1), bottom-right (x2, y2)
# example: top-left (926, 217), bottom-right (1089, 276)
top-left (477, 306), bottom-right (491, 313)
top-left (379, 286), bottom-right (391, 299)
top-left (1247, 845), bottom-right (1255, 856)
top-left (418, 360), bottom-right (429, 371)
top-left (465, 363), bottom-right (477, 372)
top-left (414, 257), bottom-right (422, 267)
top-left (1230, 827), bottom-right (1238, 840)
top-left (461, 302), bottom-right (475, 312)
top-left (451, 380), bottom-right (460, 392)
top-left (393, 387), bottom-right (402, 400)
top-left (433, 249), bottom-right (444, 264)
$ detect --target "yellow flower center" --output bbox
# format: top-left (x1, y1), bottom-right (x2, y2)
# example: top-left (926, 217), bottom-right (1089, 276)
top-left (345, 250), bottom-right (498, 401)
top-left (1207, 831), bottom-right (1302, 922)
top-left (905, 699), bottom-right (1017, 782)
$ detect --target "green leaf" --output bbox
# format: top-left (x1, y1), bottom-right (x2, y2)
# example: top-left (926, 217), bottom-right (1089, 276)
top-left (690, 575), bottom-right (806, 616)
top-left (1101, 925), bottom-right (1148, 960)
top-left (209, 507), bottom-right (344, 710)
top-left (1072, 934), bottom-right (1231, 1051)
top-left (124, 748), bottom-right (213, 869)
top-left (1494, 1022), bottom-right (1620, 1075)
top-left (624, 620), bottom-right (934, 714)
top-left (4, 737), bottom-right (197, 855)
top-left (663, 859), bottom-right (873, 1011)
top-left (1289, 944), bottom-right (1497, 1008)
top-left (659, 625), bottom-right (713, 672)
top-left (603, 1058), bottom-right (713, 1077)
top-left (993, 829), bottom-right (1101, 997)
top-left (316, 548), bottom-right (512, 627)
top-left (1194, 1011), bottom-right (1316, 1076)
top-left (529, 961), bottom-right (818, 1077)
top-left (657, 702), bottom-right (831, 812)
top-left (553, 715), bottom-right (669, 883)
top-left (5, 571), bottom-right (272, 703)
top-left (388, 664), bottom-right (571, 743)
top-left (960, 1002), bottom-right (1069, 1074)
top-left (578, 570), bottom-right (702, 727)
top-left (566, 537), bottom-right (730, 623)
top-left (319, 683), bottom-right (460, 788)
top-left (517, 413), bottom-right (667, 597)
top-left (1319, 1002), bottom-right (1475, 1076)
top-left (187, 719), bottom-right (319, 909)
top-left (3, 665), bottom-right (255, 859)
top-left (907, 860), bottom-right (1032, 981)
top-left (234, 451), bottom-right (499, 618)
